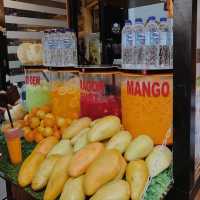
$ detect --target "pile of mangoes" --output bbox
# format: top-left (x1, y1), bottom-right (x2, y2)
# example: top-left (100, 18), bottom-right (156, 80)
top-left (18, 116), bottom-right (172, 200)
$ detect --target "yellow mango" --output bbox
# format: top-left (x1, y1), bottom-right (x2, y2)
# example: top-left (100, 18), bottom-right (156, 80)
top-left (106, 131), bottom-right (132, 153)
top-left (47, 139), bottom-right (73, 157)
top-left (71, 128), bottom-right (90, 145)
top-left (18, 153), bottom-right (45, 187)
top-left (114, 155), bottom-right (127, 180)
top-left (126, 160), bottom-right (149, 200)
top-left (44, 154), bottom-right (72, 200)
top-left (68, 143), bottom-right (104, 177)
top-left (88, 116), bottom-right (121, 142)
top-left (60, 176), bottom-right (85, 200)
top-left (73, 130), bottom-right (89, 152)
top-left (84, 149), bottom-right (121, 196)
top-left (32, 136), bottom-right (59, 155)
top-left (31, 155), bottom-right (60, 191)
top-left (62, 117), bottom-right (92, 139)
top-left (125, 135), bottom-right (154, 161)
top-left (146, 145), bottom-right (172, 177)
top-left (90, 180), bottom-right (130, 200)
top-left (18, 137), bottom-right (58, 188)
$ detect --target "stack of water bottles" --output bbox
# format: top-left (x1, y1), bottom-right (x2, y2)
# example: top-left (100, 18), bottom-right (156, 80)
top-left (122, 16), bottom-right (173, 70)
top-left (42, 28), bottom-right (78, 67)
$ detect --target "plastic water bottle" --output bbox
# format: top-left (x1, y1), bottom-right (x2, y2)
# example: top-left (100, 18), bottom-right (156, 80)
top-left (145, 16), bottom-right (160, 69)
top-left (159, 17), bottom-right (170, 68)
top-left (169, 19), bottom-right (173, 69)
top-left (42, 30), bottom-right (49, 66)
top-left (134, 18), bottom-right (146, 69)
top-left (122, 20), bottom-right (134, 69)
top-left (57, 28), bottom-right (64, 66)
top-left (71, 30), bottom-right (78, 66)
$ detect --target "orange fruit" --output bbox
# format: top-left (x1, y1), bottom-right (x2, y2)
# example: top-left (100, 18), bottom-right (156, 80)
top-left (31, 107), bottom-right (39, 116)
top-left (53, 129), bottom-right (61, 140)
top-left (56, 117), bottom-right (68, 128)
top-left (44, 116), bottom-right (56, 127)
top-left (30, 117), bottom-right (40, 129)
top-left (36, 110), bottom-right (46, 120)
top-left (34, 132), bottom-right (44, 143)
top-left (41, 105), bottom-right (51, 113)
top-left (43, 127), bottom-right (53, 137)
top-left (24, 131), bottom-right (34, 143)
top-left (24, 114), bottom-right (31, 126)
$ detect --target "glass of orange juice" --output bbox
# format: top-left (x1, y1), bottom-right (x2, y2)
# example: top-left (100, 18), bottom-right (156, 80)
top-left (50, 69), bottom-right (80, 119)
top-left (4, 128), bottom-right (22, 165)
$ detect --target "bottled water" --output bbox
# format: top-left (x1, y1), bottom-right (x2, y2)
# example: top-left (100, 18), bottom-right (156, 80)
top-left (122, 20), bottom-right (134, 69)
top-left (159, 17), bottom-right (170, 68)
top-left (43, 29), bottom-right (77, 67)
top-left (169, 19), bottom-right (173, 69)
top-left (63, 29), bottom-right (78, 66)
top-left (134, 18), bottom-right (145, 69)
top-left (57, 28), bottom-right (64, 66)
top-left (145, 16), bottom-right (160, 69)
top-left (42, 30), bottom-right (49, 66)
top-left (51, 29), bottom-right (58, 66)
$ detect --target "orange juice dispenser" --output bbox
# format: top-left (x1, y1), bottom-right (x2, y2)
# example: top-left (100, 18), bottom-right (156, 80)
top-left (50, 68), bottom-right (80, 119)
top-left (25, 68), bottom-right (51, 112)
top-left (79, 66), bottom-right (121, 120)
top-left (121, 72), bottom-right (173, 145)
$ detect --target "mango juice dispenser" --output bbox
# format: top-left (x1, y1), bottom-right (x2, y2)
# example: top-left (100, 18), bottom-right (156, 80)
top-left (50, 68), bottom-right (80, 119)
top-left (79, 66), bottom-right (121, 120)
top-left (25, 68), bottom-right (51, 112)
top-left (121, 72), bottom-right (173, 145)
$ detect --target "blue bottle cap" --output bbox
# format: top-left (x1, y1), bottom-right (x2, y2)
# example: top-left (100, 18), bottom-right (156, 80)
top-left (125, 20), bottom-right (132, 25)
top-left (148, 16), bottom-right (156, 21)
top-left (135, 18), bottom-right (143, 23)
top-left (160, 17), bottom-right (167, 22)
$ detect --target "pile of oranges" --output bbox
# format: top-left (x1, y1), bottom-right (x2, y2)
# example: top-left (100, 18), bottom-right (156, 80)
top-left (22, 105), bottom-right (72, 143)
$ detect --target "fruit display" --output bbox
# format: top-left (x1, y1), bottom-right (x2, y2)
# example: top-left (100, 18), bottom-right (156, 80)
top-left (16, 115), bottom-right (173, 200)
top-left (20, 105), bottom-right (73, 143)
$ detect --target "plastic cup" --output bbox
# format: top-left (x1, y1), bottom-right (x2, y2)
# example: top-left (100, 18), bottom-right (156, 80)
top-left (4, 128), bottom-right (22, 165)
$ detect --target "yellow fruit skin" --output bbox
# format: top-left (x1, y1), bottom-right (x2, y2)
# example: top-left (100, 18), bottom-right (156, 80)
top-left (88, 116), bottom-right (121, 142)
top-left (68, 143), bottom-right (104, 177)
top-left (31, 155), bottom-right (60, 191)
top-left (71, 128), bottom-right (90, 145)
top-left (44, 154), bottom-right (72, 200)
top-left (145, 145), bottom-right (172, 177)
top-left (32, 136), bottom-right (59, 155)
top-left (47, 140), bottom-right (73, 158)
top-left (114, 154), bottom-right (127, 180)
top-left (60, 176), bottom-right (85, 200)
top-left (90, 180), bottom-right (130, 200)
top-left (73, 132), bottom-right (88, 152)
top-left (106, 131), bottom-right (132, 154)
top-left (84, 149), bottom-right (121, 196)
top-left (18, 153), bottom-right (45, 187)
top-left (125, 135), bottom-right (154, 161)
top-left (62, 117), bottom-right (92, 139)
top-left (18, 137), bottom-right (58, 188)
top-left (126, 160), bottom-right (149, 200)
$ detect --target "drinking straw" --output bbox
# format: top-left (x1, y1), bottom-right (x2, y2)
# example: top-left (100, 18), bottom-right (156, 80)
top-left (42, 71), bottom-right (49, 82)
top-left (6, 105), bottom-right (14, 128)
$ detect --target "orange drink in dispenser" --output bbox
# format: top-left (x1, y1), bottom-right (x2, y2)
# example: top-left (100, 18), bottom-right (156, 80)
top-left (121, 73), bottom-right (173, 145)
top-left (51, 69), bottom-right (80, 119)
